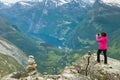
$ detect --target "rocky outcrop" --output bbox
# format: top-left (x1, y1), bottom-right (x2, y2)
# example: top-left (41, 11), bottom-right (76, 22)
top-left (1, 52), bottom-right (120, 80)
top-left (74, 52), bottom-right (120, 80)
top-left (1, 55), bottom-right (42, 80)
top-left (1, 66), bottom-right (90, 80)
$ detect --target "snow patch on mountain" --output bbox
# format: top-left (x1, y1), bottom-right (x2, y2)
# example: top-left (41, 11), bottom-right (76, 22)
top-left (0, 0), bottom-right (31, 3)
top-left (18, 1), bottom-right (33, 7)
top-left (0, 1), bottom-right (12, 9)
top-left (82, 0), bottom-right (95, 4)
top-left (58, 0), bottom-right (71, 6)
top-left (0, 2), bottom-right (12, 6)
top-left (0, 0), bottom-right (95, 7)
top-left (100, 0), bottom-right (120, 7)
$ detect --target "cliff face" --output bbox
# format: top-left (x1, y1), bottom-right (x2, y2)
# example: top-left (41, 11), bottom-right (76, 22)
top-left (1, 52), bottom-right (120, 80)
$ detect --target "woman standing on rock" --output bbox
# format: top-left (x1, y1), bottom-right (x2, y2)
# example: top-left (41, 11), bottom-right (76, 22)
top-left (96, 32), bottom-right (108, 64)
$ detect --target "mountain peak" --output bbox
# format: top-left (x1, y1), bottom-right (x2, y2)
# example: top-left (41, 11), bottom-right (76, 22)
top-left (0, 0), bottom-right (31, 3)
top-left (0, 0), bottom-right (95, 6)
top-left (100, 0), bottom-right (120, 7)
top-left (0, 1), bottom-right (12, 8)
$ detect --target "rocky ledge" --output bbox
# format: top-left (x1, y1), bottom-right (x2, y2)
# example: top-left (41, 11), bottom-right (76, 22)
top-left (1, 52), bottom-right (120, 80)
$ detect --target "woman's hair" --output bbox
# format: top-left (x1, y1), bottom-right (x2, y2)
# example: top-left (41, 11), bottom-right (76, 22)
top-left (101, 32), bottom-right (107, 37)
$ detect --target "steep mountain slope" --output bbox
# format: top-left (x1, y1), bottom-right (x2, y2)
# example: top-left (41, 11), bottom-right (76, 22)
top-left (67, 0), bottom-right (120, 59)
top-left (0, 35), bottom-right (27, 78)
top-left (0, 17), bottom-right (29, 78)
top-left (0, 17), bottom-right (28, 65)
top-left (0, 17), bottom-right (44, 72)
top-left (0, 0), bottom-right (94, 47)
top-left (0, 17), bottom-right (83, 74)
top-left (0, 53), bottom-right (25, 78)
top-left (0, 36), bottom-right (27, 66)
top-left (0, 17), bottom-right (41, 56)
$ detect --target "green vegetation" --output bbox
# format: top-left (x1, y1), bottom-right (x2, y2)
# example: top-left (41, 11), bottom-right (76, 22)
top-left (0, 17), bottom-right (38, 56)
top-left (0, 53), bottom-right (25, 78)
top-left (0, 17), bottom-right (83, 74)
top-left (35, 46), bottom-right (82, 74)
top-left (108, 29), bottom-right (120, 60)
top-left (1, 3), bottom-right (120, 76)
top-left (66, 6), bottom-right (120, 60)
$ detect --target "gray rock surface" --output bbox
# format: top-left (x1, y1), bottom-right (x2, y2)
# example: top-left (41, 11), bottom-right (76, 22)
top-left (74, 53), bottom-right (120, 80)
top-left (1, 53), bottom-right (120, 80)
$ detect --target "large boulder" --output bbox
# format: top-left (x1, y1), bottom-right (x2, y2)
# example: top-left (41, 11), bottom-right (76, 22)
top-left (43, 66), bottom-right (91, 80)
top-left (74, 53), bottom-right (120, 80)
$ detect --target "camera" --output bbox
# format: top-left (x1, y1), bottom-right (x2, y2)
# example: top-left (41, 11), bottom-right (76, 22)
top-left (97, 33), bottom-right (100, 36)
top-left (97, 33), bottom-right (100, 37)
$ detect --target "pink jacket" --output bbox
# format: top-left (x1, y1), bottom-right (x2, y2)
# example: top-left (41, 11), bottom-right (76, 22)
top-left (96, 36), bottom-right (108, 50)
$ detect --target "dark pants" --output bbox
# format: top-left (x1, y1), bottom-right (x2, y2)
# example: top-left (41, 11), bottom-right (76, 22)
top-left (97, 49), bottom-right (107, 64)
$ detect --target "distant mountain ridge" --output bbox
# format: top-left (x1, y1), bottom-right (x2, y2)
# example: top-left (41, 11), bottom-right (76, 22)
top-left (0, 0), bottom-right (95, 6)
top-left (1, 0), bottom-right (120, 48)
top-left (1, 0), bottom-right (120, 57)
top-left (0, 0), bottom-right (94, 47)
top-left (99, 0), bottom-right (120, 8)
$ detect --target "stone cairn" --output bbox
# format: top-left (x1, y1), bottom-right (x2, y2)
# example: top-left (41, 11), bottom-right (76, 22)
top-left (27, 55), bottom-right (37, 72)
top-left (1, 55), bottom-right (45, 80)
top-left (26, 55), bottom-right (44, 80)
